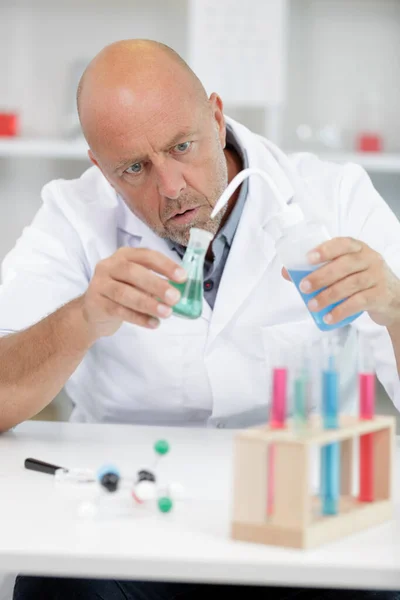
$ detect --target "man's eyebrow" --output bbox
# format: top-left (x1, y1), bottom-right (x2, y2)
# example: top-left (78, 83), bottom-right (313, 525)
top-left (114, 129), bottom-right (198, 172)
top-left (168, 128), bottom-right (198, 147)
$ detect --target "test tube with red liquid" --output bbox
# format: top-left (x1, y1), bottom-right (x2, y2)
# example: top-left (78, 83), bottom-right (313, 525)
top-left (358, 335), bottom-right (375, 502)
top-left (267, 353), bottom-right (287, 516)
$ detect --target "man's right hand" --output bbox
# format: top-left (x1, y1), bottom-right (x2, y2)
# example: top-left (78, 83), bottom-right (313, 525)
top-left (79, 247), bottom-right (186, 340)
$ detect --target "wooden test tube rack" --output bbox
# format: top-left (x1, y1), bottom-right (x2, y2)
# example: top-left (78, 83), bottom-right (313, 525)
top-left (231, 414), bottom-right (395, 549)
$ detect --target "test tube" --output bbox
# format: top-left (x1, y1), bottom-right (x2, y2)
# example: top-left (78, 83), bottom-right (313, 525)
top-left (292, 344), bottom-right (312, 432)
top-left (267, 352), bottom-right (288, 516)
top-left (358, 334), bottom-right (375, 502)
top-left (320, 335), bottom-right (340, 516)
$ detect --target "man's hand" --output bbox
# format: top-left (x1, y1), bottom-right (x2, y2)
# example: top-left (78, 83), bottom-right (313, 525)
top-left (282, 237), bottom-right (400, 328)
top-left (79, 247), bottom-right (186, 340)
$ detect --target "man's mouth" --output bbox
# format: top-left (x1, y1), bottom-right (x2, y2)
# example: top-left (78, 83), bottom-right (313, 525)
top-left (169, 206), bottom-right (201, 225)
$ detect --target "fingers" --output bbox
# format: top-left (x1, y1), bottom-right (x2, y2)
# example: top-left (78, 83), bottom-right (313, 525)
top-left (307, 271), bottom-right (376, 314)
top-left (110, 261), bottom-right (181, 307)
top-left (307, 237), bottom-right (363, 265)
top-left (300, 253), bottom-right (371, 295)
top-left (99, 294), bottom-right (161, 329)
top-left (116, 247), bottom-right (187, 283)
top-left (320, 287), bottom-right (377, 326)
top-left (102, 280), bottom-right (174, 321)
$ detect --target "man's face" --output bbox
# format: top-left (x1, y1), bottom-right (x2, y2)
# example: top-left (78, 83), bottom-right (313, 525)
top-left (90, 94), bottom-right (228, 246)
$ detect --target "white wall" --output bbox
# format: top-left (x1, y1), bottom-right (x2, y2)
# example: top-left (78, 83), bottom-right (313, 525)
top-left (0, 0), bottom-right (188, 260)
top-left (283, 0), bottom-right (400, 152)
top-left (0, 157), bottom-right (88, 260)
top-left (0, 0), bottom-right (188, 136)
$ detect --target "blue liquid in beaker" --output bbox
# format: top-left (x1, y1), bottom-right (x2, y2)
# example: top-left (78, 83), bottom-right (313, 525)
top-left (288, 269), bottom-right (362, 331)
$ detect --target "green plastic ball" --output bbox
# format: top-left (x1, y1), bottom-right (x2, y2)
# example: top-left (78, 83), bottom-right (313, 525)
top-left (154, 439), bottom-right (170, 456)
top-left (158, 496), bottom-right (173, 513)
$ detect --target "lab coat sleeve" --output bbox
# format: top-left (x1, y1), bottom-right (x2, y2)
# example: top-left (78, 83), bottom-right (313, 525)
top-left (0, 191), bottom-right (89, 336)
top-left (338, 163), bottom-right (400, 409)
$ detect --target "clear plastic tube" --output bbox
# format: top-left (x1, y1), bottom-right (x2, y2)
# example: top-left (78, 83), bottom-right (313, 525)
top-left (210, 167), bottom-right (290, 219)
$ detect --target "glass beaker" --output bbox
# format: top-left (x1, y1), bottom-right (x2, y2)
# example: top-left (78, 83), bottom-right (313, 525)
top-left (169, 227), bottom-right (213, 319)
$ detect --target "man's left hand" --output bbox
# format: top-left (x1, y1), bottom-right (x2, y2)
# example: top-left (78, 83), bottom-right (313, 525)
top-left (282, 237), bottom-right (400, 328)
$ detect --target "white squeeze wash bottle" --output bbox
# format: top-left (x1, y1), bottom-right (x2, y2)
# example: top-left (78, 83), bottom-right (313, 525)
top-left (210, 167), bottom-right (363, 331)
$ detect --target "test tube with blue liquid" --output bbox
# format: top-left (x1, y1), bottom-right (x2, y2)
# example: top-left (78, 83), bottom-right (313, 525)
top-left (320, 335), bottom-right (340, 515)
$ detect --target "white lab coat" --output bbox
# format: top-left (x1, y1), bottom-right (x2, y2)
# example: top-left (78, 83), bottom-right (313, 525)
top-left (0, 116), bottom-right (399, 427)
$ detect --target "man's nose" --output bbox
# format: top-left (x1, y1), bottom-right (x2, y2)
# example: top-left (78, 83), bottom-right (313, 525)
top-left (155, 161), bottom-right (186, 200)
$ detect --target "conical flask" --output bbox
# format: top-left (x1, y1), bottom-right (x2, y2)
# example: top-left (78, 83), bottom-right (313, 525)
top-left (169, 227), bottom-right (213, 319)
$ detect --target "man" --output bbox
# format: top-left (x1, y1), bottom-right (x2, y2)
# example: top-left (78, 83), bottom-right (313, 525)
top-left (2, 39), bottom-right (400, 599)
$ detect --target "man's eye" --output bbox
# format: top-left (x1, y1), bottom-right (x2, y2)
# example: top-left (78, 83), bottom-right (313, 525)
top-left (126, 163), bottom-right (142, 174)
top-left (174, 142), bottom-right (192, 153)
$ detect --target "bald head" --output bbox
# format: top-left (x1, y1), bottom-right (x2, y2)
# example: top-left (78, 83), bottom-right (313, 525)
top-left (76, 39), bottom-right (209, 149)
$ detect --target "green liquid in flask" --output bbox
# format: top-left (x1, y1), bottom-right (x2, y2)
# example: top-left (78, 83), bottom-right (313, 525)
top-left (170, 279), bottom-right (203, 319)
top-left (168, 229), bottom-right (212, 320)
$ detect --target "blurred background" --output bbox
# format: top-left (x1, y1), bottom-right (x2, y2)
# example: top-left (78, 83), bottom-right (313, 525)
top-left (0, 0), bottom-right (399, 424)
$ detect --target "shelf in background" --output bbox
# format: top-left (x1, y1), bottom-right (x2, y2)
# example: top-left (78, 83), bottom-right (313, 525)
top-left (286, 150), bottom-right (400, 173)
top-left (318, 152), bottom-right (400, 173)
top-left (0, 139), bottom-right (400, 173)
top-left (0, 138), bottom-right (89, 159)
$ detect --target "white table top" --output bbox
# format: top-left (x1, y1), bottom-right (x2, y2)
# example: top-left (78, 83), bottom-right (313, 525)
top-left (1, 420), bottom-right (400, 590)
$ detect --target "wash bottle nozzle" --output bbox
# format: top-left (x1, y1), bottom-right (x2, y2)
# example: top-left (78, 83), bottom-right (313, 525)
top-left (210, 167), bottom-right (304, 222)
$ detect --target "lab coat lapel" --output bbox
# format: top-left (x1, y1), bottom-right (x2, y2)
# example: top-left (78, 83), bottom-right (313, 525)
top-left (207, 120), bottom-right (294, 344)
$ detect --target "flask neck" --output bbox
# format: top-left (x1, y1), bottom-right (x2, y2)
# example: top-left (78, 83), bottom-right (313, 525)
top-left (182, 247), bottom-right (207, 278)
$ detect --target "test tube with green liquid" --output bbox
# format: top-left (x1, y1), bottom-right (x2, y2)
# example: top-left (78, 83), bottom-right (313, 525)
top-left (169, 228), bottom-right (213, 319)
top-left (289, 341), bottom-right (313, 434)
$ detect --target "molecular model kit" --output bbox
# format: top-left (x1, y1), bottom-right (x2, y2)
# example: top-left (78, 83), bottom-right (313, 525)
top-left (231, 333), bottom-right (396, 550)
top-left (25, 439), bottom-right (185, 519)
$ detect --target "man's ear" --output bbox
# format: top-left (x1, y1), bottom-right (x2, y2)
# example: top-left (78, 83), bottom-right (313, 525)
top-left (88, 150), bottom-right (115, 189)
top-left (209, 92), bottom-right (226, 148)
top-left (88, 149), bottom-right (98, 167)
